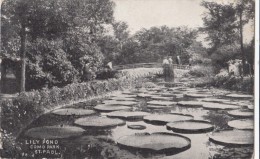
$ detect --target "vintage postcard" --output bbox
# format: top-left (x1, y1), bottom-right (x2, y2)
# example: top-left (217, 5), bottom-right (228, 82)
top-left (0, 0), bottom-right (258, 158)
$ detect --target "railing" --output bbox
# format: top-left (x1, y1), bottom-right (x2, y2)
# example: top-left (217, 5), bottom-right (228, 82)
top-left (113, 63), bottom-right (191, 70)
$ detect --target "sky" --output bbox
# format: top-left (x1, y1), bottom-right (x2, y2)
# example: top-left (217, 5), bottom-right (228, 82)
top-left (112, 0), bottom-right (254, 46)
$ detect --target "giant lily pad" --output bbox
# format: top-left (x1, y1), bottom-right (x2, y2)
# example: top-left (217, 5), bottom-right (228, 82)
top-left (227, 110), bottom-right (254, 118)
top-left (74, 116), bottom-right (125, 129)
top-left (144, 114), bottom-right (193, 125)
top-left (209, 130), bottom-right (254, 146)
top-left (147, 101), bottom-right (177, 106)
top-left (122, 90), bottom-right (137, 95)
top-left (150, 96), bottom-right (174, 101)
top-left (137, 93), bottom-right (153, 98)
top-left (147, 105), bottom-right (171, 109)
top-left (161, 93), bottom-right (177, 97)
top-left (24, 125), bottom-right (85, 139)
top-left (117, 132), bottom-right (191, 154)
top-left (228, 119), bottom-right (254, 130)
top-left (106, 111), bottom-right (150, 120)
top-left (167, 120), bottom-right (214, 133)
top-left (94, 105), bottom-right (131, 112)
top-left (200, 98), bottom-right (230, 103)
top-left (51, 108), bottom-right (96, 116)
top-left (202, 103), bottom-right (240, 110)
top-left (225, 94), bottom-right (253, 99)
top-left (102, 100), bottom-right (137, 106)
top-left (177, 101), bottom-right (204, 107)
top-left (172, 87), bottom-right (187, 91)
top-left (112, 97), bottom-right (137, 101)
top-left (127, 125), bottom-right (146, 130)
top-left (184, 93), bottom-right (212, 98)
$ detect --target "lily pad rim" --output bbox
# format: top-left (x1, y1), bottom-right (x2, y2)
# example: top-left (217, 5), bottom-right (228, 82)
top-left (208, 130), bottom-right (254, 146)
top-left (51, 108), bottom-right (96, 116)
top-left (166, 120), bottom-right (214, 134)
top-left (24, 125), bottom-right (85, 139)
top-left (74, 116), bottom-right (126, 128)
top-left (117, 132), bottom-right (191, 153)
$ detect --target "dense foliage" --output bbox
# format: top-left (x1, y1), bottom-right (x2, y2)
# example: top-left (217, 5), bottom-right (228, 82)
top-left (1, 0), bottom-right (114, 90)
top-left (201, 0), bottom-right (255, 72)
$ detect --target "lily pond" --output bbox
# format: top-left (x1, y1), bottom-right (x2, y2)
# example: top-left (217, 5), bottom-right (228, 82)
top-left (18, 79), bottom-right (254, 159)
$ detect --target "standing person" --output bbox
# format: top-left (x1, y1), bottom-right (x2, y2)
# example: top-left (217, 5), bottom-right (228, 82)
top-left (244, 60), bottom-right (251, 77)
top-left (107, 61), bottom-right (113, 70)
top-left (177, 56), bottom-right (182, 65)
top-left (238, 60), bottom-right (243, 77)
top-left (162, 56), bottom-right (169, 82)
top-left (188, 58), bottom-right (192, 66)
top-left (168, 56), bottom-right (173, 64)
top-left (168, 56), bottom-right (174, 82)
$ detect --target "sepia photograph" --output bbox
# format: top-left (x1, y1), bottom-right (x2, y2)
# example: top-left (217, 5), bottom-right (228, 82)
top-left (0, 0), bottom-right (258, 158)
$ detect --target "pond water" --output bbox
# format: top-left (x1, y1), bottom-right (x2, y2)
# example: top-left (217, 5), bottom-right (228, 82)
top-left (18, 80), bottom-right (254, 159)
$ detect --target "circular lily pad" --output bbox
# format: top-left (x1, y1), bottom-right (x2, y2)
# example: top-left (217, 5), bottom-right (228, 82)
top-left (144, 114), bottom-right (193, 125)
top-left (172, 87), bottom-right (187, 91)
top-left (177, 101), bottom-right (204, 107)
top-left (25, 125), bottom-right (85, 139)
top-left (51, 108), bottom-right (96, 116)
top-left (102, 100), bottom-right (137, 106)
top-left (200, 98), bottom-right (230, 103)
top-left (106, 111), bottom-right (150, 120)
top-left (150, 96), bottom-right (173, 101)
top-left (94, 105), bottom-right (131, 112)
top-left (227, 110), bottom-right (254, 118)
top-left (151, 92), bottom-right (175, 97)
top-left (147, 105), bottom-right (171, 109)
top-left (137, 93), bottom-right (153, 98)
top-left (127, 125), bottom-right (146, 130)
top-left (228, 119), bottom-right (254, 130)
top-left (74, 116), bottom-right (125, 129)
top-left (147, 101), bottom-right (177, 106)
top-left (117, 132), bottom-right (191, 154)
top-left (167, 120), bottom-right (214, 133)
top-left (209, 130), bottom-right (254, 146)
top-left (202, 103), bottom-right (240, 110)
top-left (113, 97), bottom-right (137, 101)
top-left (184, 93), bottom-right (212, 98)
top-left (225, 94), bottom-right (253, 99)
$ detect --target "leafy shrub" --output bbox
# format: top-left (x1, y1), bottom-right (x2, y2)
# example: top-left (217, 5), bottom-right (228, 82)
top-left (214, 76), bottom-right (253, 93)
top-left (96, 69), bottom-right (119, 80)
top-left (186, 65), bottom-right (214, 77)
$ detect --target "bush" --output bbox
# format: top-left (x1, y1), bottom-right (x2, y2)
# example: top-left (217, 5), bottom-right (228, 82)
top-left (186, 64), bottom-right (214, 77)
top-left (96, 69), bottom-right (119, 80)
top-left (213, 76), bottom-right (254, 93)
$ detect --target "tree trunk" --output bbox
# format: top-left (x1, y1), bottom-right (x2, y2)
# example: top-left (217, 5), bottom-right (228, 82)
top-left (239, 10), bottom-right (245, 76)
top-left (20, 24), bottom-right (26, 92)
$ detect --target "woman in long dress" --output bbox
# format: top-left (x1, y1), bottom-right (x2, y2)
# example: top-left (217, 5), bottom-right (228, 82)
top-left (168, 57), bottom-right (174, 82)
top-left (162, 57), bottom-right (170, 82)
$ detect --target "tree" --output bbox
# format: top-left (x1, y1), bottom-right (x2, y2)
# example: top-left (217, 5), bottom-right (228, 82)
top-left (1, 0), bottom-right (115, 91)
top-left (112, 21), bottom-right (130, 50)
top-left (133, 26), bottom-right (197, 63)
top-left (201, 1), bottom-right (238, 53)
top-left (235, 0), bottom-right (255, 72)
top-left (201, 0), bottom-right (255, 72)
